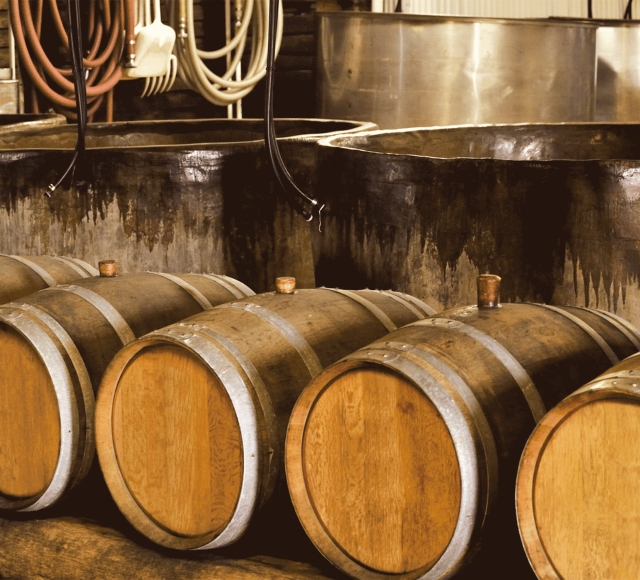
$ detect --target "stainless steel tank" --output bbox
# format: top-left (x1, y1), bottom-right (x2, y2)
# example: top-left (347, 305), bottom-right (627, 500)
top-left (594, 20), bottom-right (640, 121)
top-left (0, 118), bottom-right (375, 293)
top-left (313, 123), bottom-right (640, 328)
top-left (317, 12), bottom-right (597, 129)
top-left (550, 17), bottom-right (640, 122)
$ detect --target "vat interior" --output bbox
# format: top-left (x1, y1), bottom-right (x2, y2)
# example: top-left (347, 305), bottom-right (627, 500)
top-left (0, 119), bottom-right (360, 150)
top-left (335, 124), bottom-right (640, 161)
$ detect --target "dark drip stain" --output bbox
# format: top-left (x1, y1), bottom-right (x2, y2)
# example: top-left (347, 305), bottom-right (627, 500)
top-left (313, 126), bottom-right (640, 313)
top-left (0, 120), bottom-right (354, 293)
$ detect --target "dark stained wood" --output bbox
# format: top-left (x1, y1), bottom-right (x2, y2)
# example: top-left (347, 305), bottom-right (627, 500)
top-left (313, 124), bottom-right (640, 330)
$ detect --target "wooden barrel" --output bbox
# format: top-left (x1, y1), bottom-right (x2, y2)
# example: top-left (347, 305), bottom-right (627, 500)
top-left (517, 347), bottom-right (640, 580)
top-left (0, 254), bottom-right (98, 304)
top-left (95, 287), bottom-right (436, 550)
top-left (0, 271), bottom-right (254, 512)
top-left (286, 303), bottom-right (640, 580)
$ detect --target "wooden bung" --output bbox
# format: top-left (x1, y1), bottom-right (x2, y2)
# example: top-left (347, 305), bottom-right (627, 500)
top-left (98, 260), bottom-right (118, 277)
top-left (0, 254), bottom-right (98, 305)
top-left (517, 349), bottom-right (640, 580)
top-left (95, 287), bottom-right (437, 550)
top-left (0, 271), bottom-right (255, 512)
top-left (285, 294), bottom-right (640, 580)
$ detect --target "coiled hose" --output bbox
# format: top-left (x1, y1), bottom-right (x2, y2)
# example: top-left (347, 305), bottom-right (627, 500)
top-left (170, 0), bottom-right (283, 106)
top-left (10, 0), bottom-right (124, 121)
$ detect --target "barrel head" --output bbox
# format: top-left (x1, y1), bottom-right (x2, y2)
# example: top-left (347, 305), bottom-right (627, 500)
top-left (295, 366), bottom-right (461, 575)
top-left (529, 396), bottom-right (640, 580)
top-left (111, 344), bottom-right (244, 540)
top-left (0, 324), bottom-right (60, 502)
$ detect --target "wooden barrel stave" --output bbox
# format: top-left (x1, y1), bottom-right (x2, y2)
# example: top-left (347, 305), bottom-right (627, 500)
top-left (285, 302), bottom-right (640, 580)
top-left (95, 288), bottom-right (431, 551)
top-left (0, 254), bottom-right (96, 304)
top-left (0, 272), bottom-right (253, 512)
top-left (517, 349), bottom-right (640, 580)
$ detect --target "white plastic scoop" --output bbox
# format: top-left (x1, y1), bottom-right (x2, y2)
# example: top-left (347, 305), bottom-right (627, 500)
top-left (124, 0), bottom-right (175, 78)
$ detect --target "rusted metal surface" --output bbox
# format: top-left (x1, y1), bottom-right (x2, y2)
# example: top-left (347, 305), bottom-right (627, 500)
top-left (0, 118), bottom-right (375, 294)
top-left (314, 123), bottom-right (640, 328)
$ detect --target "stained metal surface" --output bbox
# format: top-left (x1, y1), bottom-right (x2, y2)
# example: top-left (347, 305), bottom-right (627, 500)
top-left (314, 123), bottom-right (640, 328)
top-left (0, 118), bottom-right (375, 294)
top-left (317, 12), bottom-right (597, 129)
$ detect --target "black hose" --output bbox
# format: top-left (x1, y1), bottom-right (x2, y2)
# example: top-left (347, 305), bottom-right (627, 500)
top-left (625, 0), bottom-right (633, 19)
top-left (587, 0), bottom-right (593, 18)
top-left (46, 0), bottom-right (87, 197)
top-left (263, 0), bottom-right (323, 222)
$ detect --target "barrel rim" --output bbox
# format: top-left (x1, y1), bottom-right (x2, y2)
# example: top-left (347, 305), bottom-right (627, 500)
top-left (96, 332), bottom-right (260, 550)
top-left (9, 301), bottom-right (96, 501)
top-left (286, 355), bottom-right (485, 580)
top-left (0, 306), bottom-right (81, 511)
top-left (516, 379), bottom-right (640, 580)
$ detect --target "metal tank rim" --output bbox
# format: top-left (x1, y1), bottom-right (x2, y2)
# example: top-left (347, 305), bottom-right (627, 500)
top-left (317, 122), bottom-right (640, 162)
top-left (0, 118), bottom-right (378, 152)
top-left (317, 11), bottom-right (599, 28)
top-left (550, 16), bottom-right (640, 27)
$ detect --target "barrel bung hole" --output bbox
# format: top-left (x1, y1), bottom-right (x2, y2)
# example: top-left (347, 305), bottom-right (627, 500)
top-left (302, 366), bottom-right (461, 575)
top-left (534, 398), bottom-right (640, 580)
top-left (112, 344), bottom-right (243, 538)
top-left (0, 323), bottom-right (60, 500)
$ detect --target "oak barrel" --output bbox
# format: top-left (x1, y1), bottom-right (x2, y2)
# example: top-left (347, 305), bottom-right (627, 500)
top-left (286, 302), bottom-right (640, 580)
top-left (517, 349), bottom-right (640, 580)
top-left (0, 254), bottom-right (97, 304)
top-left (95, 287), bottom-right (435, 550)
top-left (0, 271), bottom-right (253, 512)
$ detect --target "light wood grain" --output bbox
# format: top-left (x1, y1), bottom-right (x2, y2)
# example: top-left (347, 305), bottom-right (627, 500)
top-left (303, 367), bottom-right (460, 574)
top-left (0, 271), bottom-right (250, 511)
top-left (533, 398), bottom-right (640, 580)
top-left (0, 325), bottom-right (60, 498)
top-left (288, 302), bottom-right (640, 580)
top-left (112, 345), bottom-right (243, 537)
top-left (96, 288), bottom-right (429, 549)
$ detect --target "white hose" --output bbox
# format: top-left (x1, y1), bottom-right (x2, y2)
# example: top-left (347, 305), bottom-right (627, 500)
top-left (171, 0), bottom-right (283, 106)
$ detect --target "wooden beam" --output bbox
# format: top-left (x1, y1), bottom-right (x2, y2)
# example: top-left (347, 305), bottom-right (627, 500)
top-left (0, 517), bottom-right (341, 580)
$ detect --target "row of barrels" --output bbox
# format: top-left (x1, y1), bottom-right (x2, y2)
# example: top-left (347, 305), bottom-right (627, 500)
top-left (1, 258), bottom-right (639, 579)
